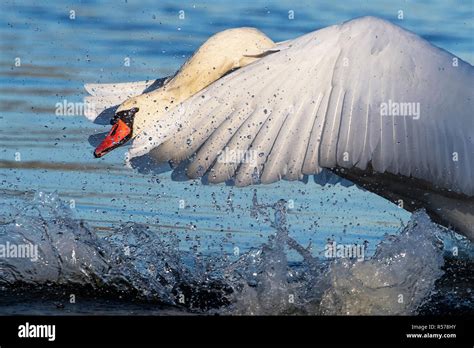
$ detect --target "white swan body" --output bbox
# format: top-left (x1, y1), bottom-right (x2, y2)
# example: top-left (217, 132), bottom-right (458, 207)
top-left (84, 17), bottom-right (474, 240)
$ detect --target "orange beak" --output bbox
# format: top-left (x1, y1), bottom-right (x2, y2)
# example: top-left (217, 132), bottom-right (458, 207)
top-left (94, 119), bottom-right (132, 158)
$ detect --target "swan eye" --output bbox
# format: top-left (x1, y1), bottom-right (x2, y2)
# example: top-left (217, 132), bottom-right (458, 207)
top-left (111, 107), bottom-right (139, 126)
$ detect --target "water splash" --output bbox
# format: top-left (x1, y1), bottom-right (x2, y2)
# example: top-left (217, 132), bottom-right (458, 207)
top-left (319, 211), bottom-right (445, 315)
top-left (0, 192), bottom-right (470, 315)
top-left (0, 192), bottom-right (109, 287)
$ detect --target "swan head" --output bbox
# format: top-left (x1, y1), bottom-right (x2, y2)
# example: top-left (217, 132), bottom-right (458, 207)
top-left (94, 106), bottom-right (139, 158)
top-left (94, 27), bottom-right (275, 158)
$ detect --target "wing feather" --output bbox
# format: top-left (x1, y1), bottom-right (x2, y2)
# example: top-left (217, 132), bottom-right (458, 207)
top-left (134, 17), bottom-right (473, 195)
top-left (83, 78), bottom-right (167, 122)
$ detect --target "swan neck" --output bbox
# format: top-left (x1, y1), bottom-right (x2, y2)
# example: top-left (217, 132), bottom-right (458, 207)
top-left (165, 56), bottom-right (232, 100)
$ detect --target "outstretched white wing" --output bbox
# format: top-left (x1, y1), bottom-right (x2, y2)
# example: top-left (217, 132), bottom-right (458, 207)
top-left (130, 17), bottom-right (474, 195)
top-left (83, 78), bottom-right (169, 122)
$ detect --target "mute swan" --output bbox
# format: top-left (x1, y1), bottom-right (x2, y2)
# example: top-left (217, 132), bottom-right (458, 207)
top-left (84, 17), bottom-right (474, 241)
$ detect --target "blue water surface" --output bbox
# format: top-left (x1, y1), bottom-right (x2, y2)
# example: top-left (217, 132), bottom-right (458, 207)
top-left (0, 0), bottom-right (472, 256)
